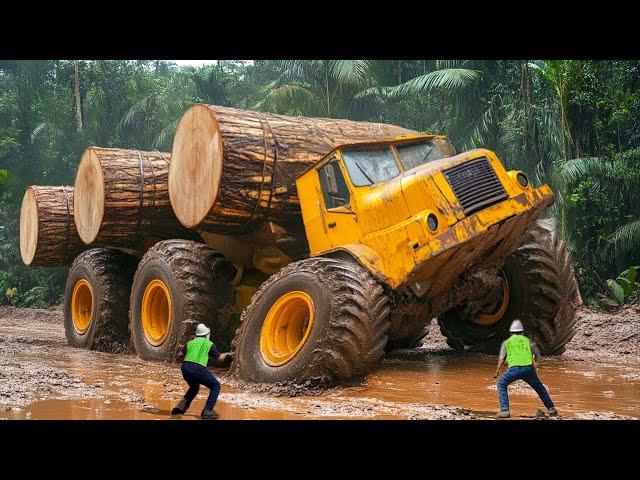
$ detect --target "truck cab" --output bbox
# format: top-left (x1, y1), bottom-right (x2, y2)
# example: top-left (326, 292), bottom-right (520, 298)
top-left (295, 135), bottom-right (554, 297)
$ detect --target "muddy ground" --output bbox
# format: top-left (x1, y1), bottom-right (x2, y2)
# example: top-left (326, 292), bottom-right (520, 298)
top-left (0, 305), bottom-right (638, 420)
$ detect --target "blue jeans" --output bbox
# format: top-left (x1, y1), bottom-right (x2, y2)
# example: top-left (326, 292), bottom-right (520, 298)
top-left (181, 361), bottom-right (221, 411)
top-left (497, 365), bottom-right (554, 412)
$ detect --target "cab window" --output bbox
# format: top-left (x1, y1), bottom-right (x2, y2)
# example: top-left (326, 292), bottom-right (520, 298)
top-left (342, 147), bottom-right (400, 186)
top-left (395, 141), bottom-right (444, 170)
top-left (319, 160), bottom-right (350, 209)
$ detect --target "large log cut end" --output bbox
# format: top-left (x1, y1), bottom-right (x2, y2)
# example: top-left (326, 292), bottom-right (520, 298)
top-left (169, 104), bottom-right (223, 229)
top-left (74, 147), bottom-right (105, 244)
top-left (20, 186), bottom-right (85, 267)
top-left (169, 104), bottom-right (417, 235)
top-left (74, 147), bottom-right (198, 251)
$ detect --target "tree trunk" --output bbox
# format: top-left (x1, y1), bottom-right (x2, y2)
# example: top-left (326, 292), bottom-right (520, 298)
top-left (20, 186), bottom-right (85, 267)
top-left (74, 61), bottom-right (83, 133)
top-left (73, 147), bottom-right (198, 251)
top-left (169, 104), bottom-right (418, 235)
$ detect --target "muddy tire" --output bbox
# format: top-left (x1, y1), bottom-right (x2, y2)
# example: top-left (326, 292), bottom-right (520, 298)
top-left (438, 219), bottom-right (581, 355)
top-left (231, 257), bottom-right (390, 384)
top-left (129, 239), bottom-right (236, 362)
top-left (64, 248), bottom-right (137, 353)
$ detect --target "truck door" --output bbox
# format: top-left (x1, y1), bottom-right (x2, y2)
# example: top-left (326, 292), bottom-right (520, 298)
top-left (317, 158), bottom-right (360, 248)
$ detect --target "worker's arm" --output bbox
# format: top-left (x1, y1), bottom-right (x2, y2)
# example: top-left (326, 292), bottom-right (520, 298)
top-left (493, 343), bottom-right (507, 378)
top-left (530, 341), bottom-right (541, 366)
top-left (207, 343), bottom-right (234, 367)
top-left (177, 343), bottom-right (187, 362)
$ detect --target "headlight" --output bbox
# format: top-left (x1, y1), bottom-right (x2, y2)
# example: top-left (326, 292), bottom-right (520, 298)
top-left (427, 213), bottom-right (439, 232)
top-left (516, 172), bottom-right (529, 188)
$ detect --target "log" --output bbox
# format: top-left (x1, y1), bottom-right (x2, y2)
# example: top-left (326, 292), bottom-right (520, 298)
top-left (169, 104), bottom-right (419, 234)
top-left (73, 147), bottom-right (196, 250)
top-left (20, 186), bottom-right (85, 267)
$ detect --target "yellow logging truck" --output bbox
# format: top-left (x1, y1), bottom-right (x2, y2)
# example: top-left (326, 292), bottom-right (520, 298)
top-left (45, 107), bottom-right (581, 385)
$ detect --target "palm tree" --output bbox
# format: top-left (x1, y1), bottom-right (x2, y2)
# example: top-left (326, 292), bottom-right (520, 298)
top-left (386, 60), bottom-right (487, 147)
top-left (527, 60), bottom-right (582, 161)
top-left (555, 151), bottom-right (640, 264)
top-left (256, 60), bottom-right (373, 118)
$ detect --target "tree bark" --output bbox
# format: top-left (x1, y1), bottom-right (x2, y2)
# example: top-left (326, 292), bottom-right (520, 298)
top-left (169, 104), bottom-right (419, 235)
top-left (73, 147), bottom-right (198, 251)
top-left (20, 186), bottom-right (86, 267)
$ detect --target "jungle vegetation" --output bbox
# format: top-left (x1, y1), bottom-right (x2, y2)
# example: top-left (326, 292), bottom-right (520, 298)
top-left (1, 60), bottom-right (638, 307)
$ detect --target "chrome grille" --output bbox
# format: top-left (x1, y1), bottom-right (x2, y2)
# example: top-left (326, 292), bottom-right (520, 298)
top-left (443, 157), bottom-right (507, 215)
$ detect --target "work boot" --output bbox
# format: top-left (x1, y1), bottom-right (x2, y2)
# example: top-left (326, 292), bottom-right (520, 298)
top-left (547, 407), bottom-right (559, 417)
top-left (201, 408), bottom-right (220, 420)
top-left (171, 398), bottom-right (187, 415)
top-left (496, 410), bottom-right (511, 419)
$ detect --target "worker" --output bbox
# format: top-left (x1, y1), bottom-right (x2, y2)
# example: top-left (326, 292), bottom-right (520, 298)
top-left (493, 319), bottom-right (558, 419)
top-left (171, 323), bottom-right (233, 420)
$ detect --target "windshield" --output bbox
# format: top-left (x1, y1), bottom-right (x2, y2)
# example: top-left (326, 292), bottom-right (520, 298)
top-left (395, 141), bottom-right (444, 170)
top-left (342, 147), bottom-right (400, 186)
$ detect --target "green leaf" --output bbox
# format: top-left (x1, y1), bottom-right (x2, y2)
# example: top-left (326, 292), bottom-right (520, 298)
top-left (615, 277), bottom-right (634, 297)
top-left (607, 279), bottom-right (625, 304)
top-left (0, 169), bottom-right (7, 184)
top-left (390, 68), bottom-right (482, 97)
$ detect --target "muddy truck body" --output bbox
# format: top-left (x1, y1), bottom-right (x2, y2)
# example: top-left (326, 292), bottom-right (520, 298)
top-left (22, 105), bottom-right (581, 385)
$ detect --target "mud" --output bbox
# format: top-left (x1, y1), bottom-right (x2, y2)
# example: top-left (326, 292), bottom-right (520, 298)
top-left (0, 305), bottom-right (638, 420)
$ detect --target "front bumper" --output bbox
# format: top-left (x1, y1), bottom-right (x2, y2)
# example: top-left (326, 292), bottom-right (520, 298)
top-left (405, 184), bottom-right (554, 298)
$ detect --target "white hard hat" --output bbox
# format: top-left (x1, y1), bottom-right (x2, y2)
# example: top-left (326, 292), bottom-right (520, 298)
top-left (509, 320), bottom-right (524, 333)
top-left (195, 324), bottom-right (210, 337)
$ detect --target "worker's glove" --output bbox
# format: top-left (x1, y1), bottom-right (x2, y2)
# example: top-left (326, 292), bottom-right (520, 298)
top-left (221, 352), bottom-right (234, 366)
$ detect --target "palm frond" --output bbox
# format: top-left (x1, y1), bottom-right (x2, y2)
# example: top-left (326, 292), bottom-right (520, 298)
top-left (391, 68), bottom-right (482, 97)
top-left (257, 83), bottom-right (323, 115)
top-left (609, 220), bottom-right (640, 260)
top-left (31, 123), bottom-right (47, 142)
top-left (329, 60), bottom-right (372, 86)
top-left (553, 157), bottom-right (612, 186)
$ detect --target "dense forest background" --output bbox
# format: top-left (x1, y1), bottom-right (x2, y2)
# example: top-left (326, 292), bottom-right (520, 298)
top-left (1, 60), bottom-right (638, 307)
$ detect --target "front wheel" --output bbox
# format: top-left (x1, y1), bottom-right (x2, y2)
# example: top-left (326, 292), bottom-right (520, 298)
top-left (438, 219), bottom-right (582, 354)
top-left (231, 257), bottom-right (390, 385)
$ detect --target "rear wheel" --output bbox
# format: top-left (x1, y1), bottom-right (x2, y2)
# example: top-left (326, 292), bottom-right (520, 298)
top-left (129, 240), bottom-right (236, 362)
top-left (231, 257), bottom-right (390, 384)
top-left (438, 219), bottom-right (581, 354)
top-left (64, 248), bottom-right (137, 352)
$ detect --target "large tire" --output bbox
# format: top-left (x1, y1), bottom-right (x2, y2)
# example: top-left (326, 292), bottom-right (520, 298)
top-left (438, 219), bottom-right (581, 355)
top-left (129, 239), bottom-right (236, 362)
top-left (231, 257), bottom-right (390, 384)
top-left (64, 248), bottom-right (137, 353)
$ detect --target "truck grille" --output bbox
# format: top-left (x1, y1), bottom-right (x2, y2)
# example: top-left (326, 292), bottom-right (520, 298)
top-left (443, 157), bottom-right (507, 215)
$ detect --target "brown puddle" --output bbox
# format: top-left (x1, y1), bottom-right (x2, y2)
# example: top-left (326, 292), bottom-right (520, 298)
top-left (2, 348), bottom-right (638, 420)
top-left (355, 352), bottom-right (640, 419)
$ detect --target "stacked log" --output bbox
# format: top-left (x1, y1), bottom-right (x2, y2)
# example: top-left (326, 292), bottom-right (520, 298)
top-left (20, 186), bottom-right (85, 267)
top-left (73, 147), bottom-right (197, 250)
top-left (169, 104), bottom-right (419, 234)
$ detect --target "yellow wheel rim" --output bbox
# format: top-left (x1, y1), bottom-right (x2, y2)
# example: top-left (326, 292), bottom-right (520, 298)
top-left (260, 291), bottom-right (314, 366)
top-left (141, 279), bottom-right (172, 346)
top-left (71, 279), bottom-right (93, 334)
top-left (472, 271), bottom-right (510, 326)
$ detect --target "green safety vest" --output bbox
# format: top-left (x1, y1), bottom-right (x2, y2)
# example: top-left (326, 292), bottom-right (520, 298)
top-left (185, 337), bottom-right (212, 367)
top-left (504, 334), bottom-right (533, 367)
